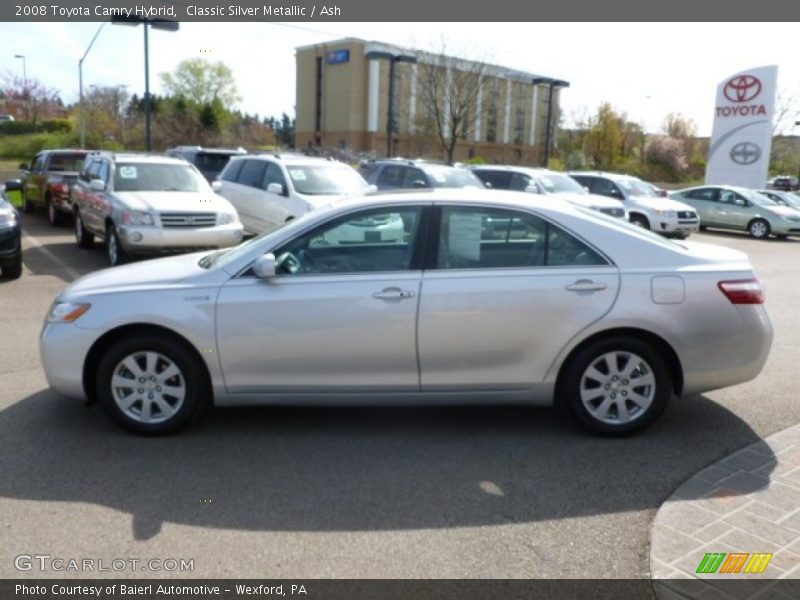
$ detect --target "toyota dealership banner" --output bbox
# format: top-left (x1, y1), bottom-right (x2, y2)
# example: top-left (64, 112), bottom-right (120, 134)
top-left (705, 65), bottom-right (778, 188)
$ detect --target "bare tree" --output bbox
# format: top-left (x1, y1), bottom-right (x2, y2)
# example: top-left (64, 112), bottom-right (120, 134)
top-left (772, 89), bottom-right (799, 137)
top-left (412, 43), bottom-right (489, 164)
top-left (1, 72), bottom-right (62, 127)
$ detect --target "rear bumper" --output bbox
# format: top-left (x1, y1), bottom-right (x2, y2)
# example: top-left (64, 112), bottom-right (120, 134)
top-left (117, 223), bottom-right (244, 254)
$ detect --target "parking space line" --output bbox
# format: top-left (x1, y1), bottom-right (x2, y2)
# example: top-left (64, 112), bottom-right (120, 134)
top-left (22, 228), bottom-right (82, 281)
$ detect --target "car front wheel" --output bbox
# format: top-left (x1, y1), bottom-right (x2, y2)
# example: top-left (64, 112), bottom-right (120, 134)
top-left (748, 219), bottom-right (770, 239)
top-left (106, 224), bottom-right (128, 266)
top-left (629, 214), bottom-right (650, 230)
top-left (560, 337), bottom-right (671, 435)
top-left (96, 334), bottom-right (210, 435)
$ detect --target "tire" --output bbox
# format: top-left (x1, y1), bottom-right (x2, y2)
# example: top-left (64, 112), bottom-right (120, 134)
top-left (106, 223), bottom-right (128, 266)
top-left (74, 210), bottom-right (95, 248)
top-left (776, 234), bottom-right (787, 240)
top-left (0, 253), bottom-right (22, 280)
top-left (22, 192), bottom-right (35, 214)
top-left (46, 194), bottom-right (62, 226)
top-left (629, 214), bottom-right (650, 230)
top-left (560, 336), bottom-right (672, 436)
top-left (699, 225), bottom-right (707, 231)
top-left (748, 218), bottom-right (770, 240)
top-left (95, 334), bottom-right (211, 435)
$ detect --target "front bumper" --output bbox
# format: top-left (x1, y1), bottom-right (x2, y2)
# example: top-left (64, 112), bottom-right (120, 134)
top-left (770, 221), bottom-right (800, 236)
top-left (117, 222), bottom-right (244, 254)
top-left (0, 223), bottom-right (21, 261)
top-left (652, 215), bottom-right (699, 236)
top-left (40, 322), bottom-right (100, 400)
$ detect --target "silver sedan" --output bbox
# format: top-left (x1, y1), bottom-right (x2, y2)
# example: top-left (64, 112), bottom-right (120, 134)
top-left (40, 190), bottom-right (773, 436)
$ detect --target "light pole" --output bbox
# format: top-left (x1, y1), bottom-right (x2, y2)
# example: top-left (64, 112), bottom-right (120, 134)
top-left (111, 17), bottom-right (179, 152)
top-left (532, 77), bottom-right (570, 168)
top-left (13, 54), bottom-right (27, 122)
top-left (365, 50), bottom-right (417, 158)
top-left (79, 23), bottom-right (106, 149)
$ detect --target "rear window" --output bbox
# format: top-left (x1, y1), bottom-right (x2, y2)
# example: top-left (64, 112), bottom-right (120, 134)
top-left (424, 166), bottom-right (484, 189)
top-left (47, 154), bottom-right (86, 172)
top-left (194, 152), bottom-right (236, 174)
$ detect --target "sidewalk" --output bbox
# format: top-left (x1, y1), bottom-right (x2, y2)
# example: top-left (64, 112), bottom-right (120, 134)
top-left (650, 424), bottom-right (800, 599)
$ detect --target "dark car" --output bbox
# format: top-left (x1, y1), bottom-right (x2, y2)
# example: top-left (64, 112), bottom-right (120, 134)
top-left (20, 149), bottom-right (89, 226)
top-left (0, 181), bottom-right (22, 279)
top-left (165, 146), bottom-right (246, 182)
top-left (769, 176), bottom-right (799, 192)
top-left (360, 159), bottom-right (485, 191)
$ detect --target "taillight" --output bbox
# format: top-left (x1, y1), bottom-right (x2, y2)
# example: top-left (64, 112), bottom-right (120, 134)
top-left (51, 183), bottom-right (68, 195)
top-left (718, 279), bottom-right (765, 304)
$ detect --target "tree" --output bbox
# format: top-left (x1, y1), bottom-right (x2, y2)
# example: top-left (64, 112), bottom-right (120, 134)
top-left (645, 135), bottom-right (689, 179)
top-left (412, 43), bottom-right (488, 164)
top-left (584, 103), bottom-right (624, 169)
top-left (1, 73), bottom-right (62, 127)
top-left (266, 112), bottom-right (295, 147)
top-left (160, 59), bottom-right (240, 106)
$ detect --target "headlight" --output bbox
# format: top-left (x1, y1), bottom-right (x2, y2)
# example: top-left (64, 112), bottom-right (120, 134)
top-left (48, 302), bottom-right (91, 323)
top-left (0, 208), bottom-right (16, 227)
top-left (218, 212), bottom-right (238, 225)
top-left (121, 210), bottom-right (154, 226)
top-left (654, 209), bottom-right (677, 218)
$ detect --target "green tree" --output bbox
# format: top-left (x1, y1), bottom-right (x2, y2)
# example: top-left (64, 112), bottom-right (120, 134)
top-left (160, 59), bottom-right (240, 106)
top-left (585, 103), bottom-right (624, 169)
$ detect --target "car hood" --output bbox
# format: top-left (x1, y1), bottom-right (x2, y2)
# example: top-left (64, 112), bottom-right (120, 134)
top-left (114, 191), bottom-right (234, 213)
top-left (629, 195), bottom-right (695, 212)
top-left (60, 252), bottom-right (212, 299)
top-left (553, 192), bottom-right (623, 209)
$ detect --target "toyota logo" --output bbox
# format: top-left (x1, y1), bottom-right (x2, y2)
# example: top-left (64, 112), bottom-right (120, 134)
top-left (724, 75), bottom-right (762, 103)
top-left (729, 142), bottom-right (761, 165)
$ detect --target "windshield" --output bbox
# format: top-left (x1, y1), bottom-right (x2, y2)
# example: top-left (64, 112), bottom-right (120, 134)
top-left (744, 190), bottom-right (778, 206)
top-left (425, 166), bottom-right (484, 188)
top-left (288, 164), bottom-right (369, 196)
top-left (113, 163), bottom-right (208, 193)
top-left (536, 173), bottom-right (587, 195)
top-left (48, 154), bottom-right (86, 172)
top-left (617, 178), bottom-right (658, 197)
top-left (773, 192), bottom-right (800, 208)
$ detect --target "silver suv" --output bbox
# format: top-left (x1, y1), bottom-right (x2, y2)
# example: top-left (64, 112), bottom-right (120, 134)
top-left (216, 153), bottom-right (371, 234)
top-left (72, 152), bottom-right (243, 266)
top-left (570, 171), bottom-right (699, 239)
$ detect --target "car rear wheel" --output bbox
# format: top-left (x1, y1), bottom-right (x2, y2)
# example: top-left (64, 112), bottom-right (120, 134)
top-left (46, 195), bottom-right (62, 226)
top-left (106, 224), bottom-right (128, 266)
top-left (748, 219), bottom-right (770, 239)
top-left (96, 334), bottom-right (210, 435)
top-left (0, 253), bottom-right (22, 279)
top-left (629, 214), bottom-right (650, 230)
top-left (560, 337), bottom-right (671, 435)
top-left (74, 211), bottom-right (95, 248)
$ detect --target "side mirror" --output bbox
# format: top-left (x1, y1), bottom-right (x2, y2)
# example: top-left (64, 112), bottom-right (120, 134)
top-left (3, 179), bottom-right (22, 192)
top-left (89, 179), bottom-right (106, 192)
top-left (367, 184), bottom-right (378, 193)
top-left (266, 182), bottom-right (285, 196)
top-left (525, 184), bottom-right (540, 194)
top-left (211, 181), bottom-right (222, 192)
top-left (412, 180), bottom-right (427, 189)
top-left (252, 253), bottom-right (277, 279)
top-left (18, 163), bottom-right (29, 171)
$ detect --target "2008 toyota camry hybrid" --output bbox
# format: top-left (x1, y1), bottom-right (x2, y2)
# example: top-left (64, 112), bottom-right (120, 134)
top-left (40, 189), bottom-right (773, 436)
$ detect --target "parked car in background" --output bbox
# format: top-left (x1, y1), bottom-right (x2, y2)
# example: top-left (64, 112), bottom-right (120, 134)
top-left (757, 189), bottom-right (800, 212)
top-left (0, 114), bottom-right (15, 122)
top-left (165, 146), bottom-right (246, 182)
top-left (0, 182), bottom-right (22, 279)
top-left (71, 152), bottom-right (243, 266)
top-left (216, 153), bottom-right (371, 235)
top-left (470, 165), bottom-right (627, 219)
top-left (671, 186), bottom-right (800, 239)
top-left (40, 189), bottom-right (772, 436)
top-left (767, 176), bottom-right (799, 191)
top-left (570, 171), bottom-right (699, 239)
top-left (20, 149), bottom-right (89, 225)
top-left (362, 159), bottom-right (484, 191)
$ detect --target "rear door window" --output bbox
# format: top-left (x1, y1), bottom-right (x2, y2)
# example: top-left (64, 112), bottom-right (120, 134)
top-left (236, 160), bottom-right (267, 189)
top-left (376, 166), bottom-right (404, 189)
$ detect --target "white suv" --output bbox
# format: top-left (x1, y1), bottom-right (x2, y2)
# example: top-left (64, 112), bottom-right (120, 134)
top-left (216, 154), bottom-right (371, 234)
top-left (570, 171), bottom-right (699, 239)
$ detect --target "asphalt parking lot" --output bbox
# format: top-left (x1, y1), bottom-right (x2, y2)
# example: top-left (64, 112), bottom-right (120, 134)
top-left (1, 213), bottom-right (798, 581)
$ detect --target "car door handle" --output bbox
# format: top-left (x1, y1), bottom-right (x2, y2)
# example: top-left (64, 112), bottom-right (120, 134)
top-left (565, 279), bottom-right (608, 292)
top-left (372, 287), bottom-right (416, 300)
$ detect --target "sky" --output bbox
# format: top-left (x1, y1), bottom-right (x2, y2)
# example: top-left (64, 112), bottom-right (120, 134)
top-left (1, 21), bottom-right (799, 136)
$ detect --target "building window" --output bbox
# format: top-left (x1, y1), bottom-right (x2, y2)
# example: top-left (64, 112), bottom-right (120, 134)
top-left (513, 84), bottom-right (526, 146)
top-left (485, 79), bottom-right (499, 143)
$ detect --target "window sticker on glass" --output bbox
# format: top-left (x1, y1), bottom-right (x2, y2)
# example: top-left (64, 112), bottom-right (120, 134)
top-left (289, 169), bottom-right (307, 181)
top-left (118, 166), bottom-right (137, 179)
top-left (448, 214), bottom-right (483, 261)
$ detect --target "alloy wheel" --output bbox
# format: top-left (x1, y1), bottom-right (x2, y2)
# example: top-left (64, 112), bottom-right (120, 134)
top-left (110, 351), bottom-right (186, 424)
top-left (579, 351), bottom-right (656, 425)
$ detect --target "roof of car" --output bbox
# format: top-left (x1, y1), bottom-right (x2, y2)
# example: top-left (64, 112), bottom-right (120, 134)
top-left (569, 171), bottom-right (640, 181)
top-left (89, 152), bottom-right (189, 165)
top-left (229, 153), bottom-right (348, 166)
top-left (470, 165), bottom-right (566, 177)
